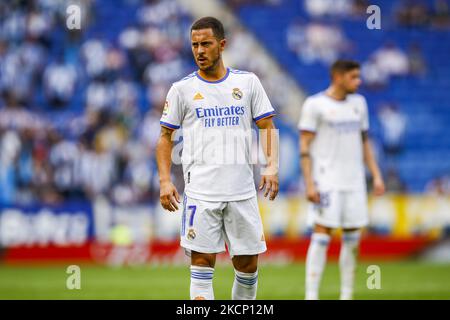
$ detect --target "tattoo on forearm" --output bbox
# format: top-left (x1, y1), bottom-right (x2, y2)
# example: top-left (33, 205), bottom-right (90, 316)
top-left (362, 131), bottom-right (369, 141)
top-left (160, 127), bottom-right (174, 139)
top-left (300, 152), bottom-right (310, 158)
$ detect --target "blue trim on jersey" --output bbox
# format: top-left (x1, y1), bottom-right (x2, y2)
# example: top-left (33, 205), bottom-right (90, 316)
top-left (181, 195), bottom-right (187, 236)
top-left (253, 111), bottom-right (276, 122)
top-left (160, 121), bottom-right (180, 129)
top-left (195, 68), bottom-right (230, 84)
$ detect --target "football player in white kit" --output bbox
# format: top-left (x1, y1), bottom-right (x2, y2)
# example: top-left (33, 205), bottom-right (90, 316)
top-left (156, 17), bottom-right (279, 300)
top-left (299, 60), bottom-right (385, 300)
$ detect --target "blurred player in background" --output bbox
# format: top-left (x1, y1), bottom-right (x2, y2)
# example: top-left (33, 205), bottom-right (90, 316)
top-left (299, 60), bottom-right (385, 300)
top-left (155, 17), bottom-right (278, 300)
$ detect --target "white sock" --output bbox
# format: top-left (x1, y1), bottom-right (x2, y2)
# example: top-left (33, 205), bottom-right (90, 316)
top-left (232, 269), bottom-right (258, 300)
top-left (339, 230), bottom-right (361, 300)
top-left (190, 265), bottom-right (214, 300)
top-left (305, 233), bottom-right (330, 300)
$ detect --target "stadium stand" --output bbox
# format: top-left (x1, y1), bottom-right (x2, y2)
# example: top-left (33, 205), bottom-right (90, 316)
top-left (234, 0), bottom-right (450, 192)
top-left (1, 0), bottom-right (449, 211)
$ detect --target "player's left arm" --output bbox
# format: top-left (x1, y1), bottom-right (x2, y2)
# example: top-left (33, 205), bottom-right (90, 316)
top-left (362, 131), bottom-right (385, 196)
top-left (256, 116), bottom-right (279, 201)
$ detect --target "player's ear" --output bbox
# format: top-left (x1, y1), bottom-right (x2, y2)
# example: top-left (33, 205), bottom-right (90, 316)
top-left (219, 38), bottom-right (226, 52)
top-left (333, 71), bottom-right (343, 84)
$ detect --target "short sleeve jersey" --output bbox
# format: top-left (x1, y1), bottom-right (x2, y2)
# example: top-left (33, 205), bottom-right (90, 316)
top-left (298, 92), bottom-right (369, 191)
top-left (160, 68), bottom-right (276, 201)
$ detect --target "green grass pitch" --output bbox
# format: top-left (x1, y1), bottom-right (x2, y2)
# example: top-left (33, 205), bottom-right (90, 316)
top-left (0, 261), bottom-right (449, 299)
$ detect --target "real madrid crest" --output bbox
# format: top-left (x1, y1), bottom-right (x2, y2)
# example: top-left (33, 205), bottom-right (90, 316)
top-left (232, 88), bottom-right (243, 100)
top-left (187, 228), bottom-right (196, 240)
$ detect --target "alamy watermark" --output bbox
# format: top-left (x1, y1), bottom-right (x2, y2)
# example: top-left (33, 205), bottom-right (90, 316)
top-left (366, 265), bottom-right (381, 290)
top-left (367, 5), bottom-right (381, 30)
top-left (66, 4), bottom-right (81, 30)
top-left (66, 265), bottom-right (81, 290)
top-left (168, 128), bottom-right (279, 176)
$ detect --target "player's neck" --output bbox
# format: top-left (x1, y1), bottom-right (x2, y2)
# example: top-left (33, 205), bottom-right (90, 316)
top-left (325, 86), bottom-right (347, 101)
top-left (197, 63), bottom-right (227, 82)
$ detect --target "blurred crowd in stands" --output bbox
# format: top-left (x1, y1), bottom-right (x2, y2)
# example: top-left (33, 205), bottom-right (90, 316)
top-left (0, 0), bottom-right (193, 205)
top-left (1, 0), bottom-right (449, 206)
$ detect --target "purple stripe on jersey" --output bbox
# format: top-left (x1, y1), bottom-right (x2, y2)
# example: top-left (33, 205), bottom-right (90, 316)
top-left (160, 121), bottom-right (180, 129)
top-left (254, 111), bottom-right (276, 122)
top-left (181, 195), bottom-right (187, 236)
top-left (195, 68), bottom-right (230, 84)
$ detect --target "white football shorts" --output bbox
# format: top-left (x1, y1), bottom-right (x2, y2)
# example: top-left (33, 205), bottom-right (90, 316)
top-left (307, 189), bottom-right (369, 229)
top-left (180, 195), bottom-right (267, 257)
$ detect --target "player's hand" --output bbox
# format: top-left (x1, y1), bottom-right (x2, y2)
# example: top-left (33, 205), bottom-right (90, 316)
top-left (306, 185), bottom-right (321, 204)
top-left (160, 180), bottom-right (181, 212)
top-left (259, 175), bottom-right (279, 201)
top-left (373, 175), bottom-right (385, 196)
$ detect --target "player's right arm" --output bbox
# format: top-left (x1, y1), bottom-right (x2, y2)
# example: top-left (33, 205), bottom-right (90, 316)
top-left (300, 131), bottom-right (320, 204)
top-left (156, 85), bottom-right (183, 212)
top-left (298, 97), bottom-right (320, 204)
top-left (156, 126), bottom-right (181, 212)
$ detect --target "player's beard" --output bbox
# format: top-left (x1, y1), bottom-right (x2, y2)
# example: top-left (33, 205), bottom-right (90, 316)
top-left (345, 85), bottom-right (358, 94)
top-left (198, 47), bottom-right (221, 73)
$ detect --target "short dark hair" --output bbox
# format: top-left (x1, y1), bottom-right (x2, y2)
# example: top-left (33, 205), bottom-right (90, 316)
top-left (330, 59), bottom-right (360, 76)
top-left (191, 17), bottom-right (225, 40)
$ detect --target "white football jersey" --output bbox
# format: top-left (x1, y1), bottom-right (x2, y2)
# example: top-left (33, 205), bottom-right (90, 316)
top-left (160, 68), bottom-right (275, 201)
top-left (298, 91), bottom-right (369, 191)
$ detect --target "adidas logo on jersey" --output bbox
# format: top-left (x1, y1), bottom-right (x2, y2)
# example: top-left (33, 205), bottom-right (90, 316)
top-left (193, 92), bottom-right (204, 100)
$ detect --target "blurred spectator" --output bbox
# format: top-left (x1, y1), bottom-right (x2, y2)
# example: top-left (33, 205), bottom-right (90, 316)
top-left (384, 168), bottom-right (407, 193)
top-left (49, 133), bottom-right (81, 198)
top-left (304, 0), bottom-right (353, 18)
top-left (0, 41), bottom-right (45, 106)
top-left (287, 21), bottom-right (350, 65)
top-left (86, 81), bottom-right (114, 111)
top-left (377, 103), bottom-right (407, 170)
top-left (396, 0), bottom-right (430, 27)
top-left (378, 103), bottom-right (407, 154)
top-left (81, 39), bottom-right (109, 80)
top-left (352, 0), bottom-right (370, 17)
top-left (407, 43), bottom-right (427, 76)
top-left (94, 114), bottom-right (128, 153)
top-left (43, 57), bottom-right (77, 108)
top-left (431, 0), bottom-right (450, 28)
top-left (396, 0), bottom-right (450, 28)
top-left (373, 42), bottom-right (410, 77)
top-left (0, 130), bottom-right (21, 204)
top-left (362, 42), bottom-right (412, 88)
top-left (303, 0), bottom-right (370, 19)
top-left (361, 56), bottom-right (390, 89)
top-left (426, 175), bottom-right (450, 195)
